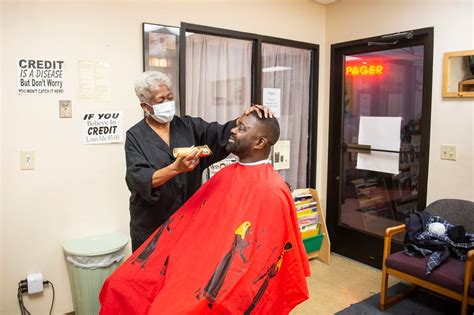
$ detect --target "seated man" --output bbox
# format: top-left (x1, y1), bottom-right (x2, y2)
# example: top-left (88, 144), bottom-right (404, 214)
top-left (99, 112), bottom-right (310, 314)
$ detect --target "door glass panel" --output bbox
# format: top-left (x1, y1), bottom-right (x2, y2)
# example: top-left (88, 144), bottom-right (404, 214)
top-left (185, 33), bottom-right (252, 123)
top-left (262, 43), bottom-right (311, 189)
top-left (340, 46), bottom-right (424, 240)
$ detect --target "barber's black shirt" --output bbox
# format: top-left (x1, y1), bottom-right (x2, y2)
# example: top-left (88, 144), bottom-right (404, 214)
top-left (125, 116), bottom-right (236, 250)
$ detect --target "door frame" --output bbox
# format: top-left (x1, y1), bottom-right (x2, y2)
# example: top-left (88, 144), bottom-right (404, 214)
top-left (326, 27), bottom-right (434, 268)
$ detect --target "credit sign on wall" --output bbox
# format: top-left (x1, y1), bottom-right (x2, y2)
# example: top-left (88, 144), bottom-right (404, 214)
top-left (17, 58), bottom-right (65, 94)
top-left (82, 112), bottom-right (124, 144)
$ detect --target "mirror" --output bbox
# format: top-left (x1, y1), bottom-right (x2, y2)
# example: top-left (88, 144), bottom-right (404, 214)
top-left (442, 50), bottom-right (474, 98)
top-left (143, 23), bottom-right (181, 113)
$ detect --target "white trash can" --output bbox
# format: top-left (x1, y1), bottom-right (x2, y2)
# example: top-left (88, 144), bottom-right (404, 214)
top-left (63, 233), bottom-right (128, 315)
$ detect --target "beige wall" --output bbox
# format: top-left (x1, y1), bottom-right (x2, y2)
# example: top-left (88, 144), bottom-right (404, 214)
top-left (472, 0), bottom-right (474, 195)
top-left (0, 1), bottom-right (326, 314)
top-left (0, 0), bottom-right (4, 305)
top-left (317, 0), bottom-right (474, 212)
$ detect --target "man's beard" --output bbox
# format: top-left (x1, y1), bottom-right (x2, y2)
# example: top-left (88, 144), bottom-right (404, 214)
top-left (226, 141), bottom-right (247, 156)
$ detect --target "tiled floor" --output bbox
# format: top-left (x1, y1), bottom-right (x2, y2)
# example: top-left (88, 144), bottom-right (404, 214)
top-left (292, 253), bottom-right (399, 314)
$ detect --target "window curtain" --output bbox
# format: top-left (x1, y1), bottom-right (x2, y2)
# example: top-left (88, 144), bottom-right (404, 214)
top-left (185, 33), bottom-right (252, 124)
top-left (262, 44), bottom-right (311, 189)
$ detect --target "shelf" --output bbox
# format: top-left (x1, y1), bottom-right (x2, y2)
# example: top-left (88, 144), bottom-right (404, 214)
top-left (292, 188), bottom-right (331, 264)
top-left (307, 251), bottom-right (319, 260)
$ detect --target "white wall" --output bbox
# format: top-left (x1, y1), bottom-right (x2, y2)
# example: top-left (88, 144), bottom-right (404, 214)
top-left (0, 1), bottom-right (326, 314)
top-left (317, 0), bottom-right (474, 213)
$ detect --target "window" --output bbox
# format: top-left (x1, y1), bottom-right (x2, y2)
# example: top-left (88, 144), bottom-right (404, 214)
top-left (262, 43), bottom-right (313, 188)
top-left (185, 33), bottom-right (252, 123)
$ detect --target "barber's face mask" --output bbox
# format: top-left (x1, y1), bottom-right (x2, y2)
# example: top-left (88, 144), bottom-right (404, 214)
top-left (147, 101), bottom-right (176, 123)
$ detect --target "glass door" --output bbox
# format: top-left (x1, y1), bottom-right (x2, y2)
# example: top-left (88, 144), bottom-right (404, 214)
top-left (342, 46), bottom-right (424, 240)
top-left (327, 28), bottom-right (434, 268)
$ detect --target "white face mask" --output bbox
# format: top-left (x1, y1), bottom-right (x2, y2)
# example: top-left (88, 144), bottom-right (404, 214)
top-left (147, 101), bottom-right (176, 123)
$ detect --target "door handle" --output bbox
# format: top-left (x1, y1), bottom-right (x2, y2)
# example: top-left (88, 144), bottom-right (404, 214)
top-left (342, 143), bottom-right (372, 153)
top-left (343, 143), bottom-right (400, 154)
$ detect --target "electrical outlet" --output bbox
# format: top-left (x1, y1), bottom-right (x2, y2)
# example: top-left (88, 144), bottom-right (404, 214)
top-left (59, 100), bottom-right (72, 118)
top-left (440, 144), bottom-right (456, 161)
top-left (21, 151), bottom-right (35, 170)
top-left (27, 273), bottom-right (43, 294)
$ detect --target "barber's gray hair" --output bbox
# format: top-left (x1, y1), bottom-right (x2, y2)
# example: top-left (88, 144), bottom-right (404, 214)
top-left (134, 71), bottom-right (172, 103)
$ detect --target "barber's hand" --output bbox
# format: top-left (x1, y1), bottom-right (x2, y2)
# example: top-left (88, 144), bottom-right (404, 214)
top-left (172, 150), bottom-right (200, 173)
top-left (238, 104), bottom-right (274, 124)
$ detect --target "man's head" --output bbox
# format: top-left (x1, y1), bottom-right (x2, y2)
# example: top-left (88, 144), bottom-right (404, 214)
top-left (226, 111), bottom-right (280, 162)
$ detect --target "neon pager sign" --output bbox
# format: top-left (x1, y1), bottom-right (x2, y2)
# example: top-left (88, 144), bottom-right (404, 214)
top-left (346, 64), bottom-right (384, 76)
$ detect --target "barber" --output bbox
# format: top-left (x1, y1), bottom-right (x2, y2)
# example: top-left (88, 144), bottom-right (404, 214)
top-left (126, 70), bottom-right (272, 251)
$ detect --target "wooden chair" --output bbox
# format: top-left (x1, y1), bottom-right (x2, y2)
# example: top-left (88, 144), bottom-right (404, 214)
top-left (380, 199), bottom-right (474, 315)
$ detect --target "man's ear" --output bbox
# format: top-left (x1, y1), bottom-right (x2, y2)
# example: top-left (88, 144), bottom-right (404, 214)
top-left (254, 137), bottom-right (268, 150)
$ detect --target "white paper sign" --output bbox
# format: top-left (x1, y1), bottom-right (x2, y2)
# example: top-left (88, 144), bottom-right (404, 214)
top-left (78, 60), bottom-right (111, 101)
top-left (357, 151), bottom-right (400, 175)
top-left (78, 60), bottom-right (95, 100)
top-left (17, 59), bottom-right (65, 94)
top-left (358, 116), bottom-right (401, 151)
top-left (94, 61), bottom-right (111, 102)
top-left (263, 88), bottom-right (281, 118)
top-left (82, 112), bottom-right (123, 144)
top-left (356, 116), bottom-right (401, 174)
top-left (273, 140), bottom-right (290, 170)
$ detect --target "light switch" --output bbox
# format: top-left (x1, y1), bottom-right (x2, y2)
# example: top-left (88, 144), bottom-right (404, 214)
top-left (59, 100), bottom-right (72, 118)
top-left (21, 151), bottom-right (35, 170)
top-left (440, 145), bottom-right (456, 161)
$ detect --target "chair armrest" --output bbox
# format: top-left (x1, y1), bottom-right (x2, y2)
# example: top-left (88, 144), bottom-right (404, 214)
top-left (462, 249), bottom-right (474, 301)
top-left (385, 224), bottom-right (406, 238)
top-left (382, 224), bottom-right (406, 266)
top-left (467, 249), bottom-right (474, 261)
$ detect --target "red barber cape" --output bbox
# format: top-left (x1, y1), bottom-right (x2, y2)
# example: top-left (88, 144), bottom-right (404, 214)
top-left (100, 162), bottom-right (310, 315)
